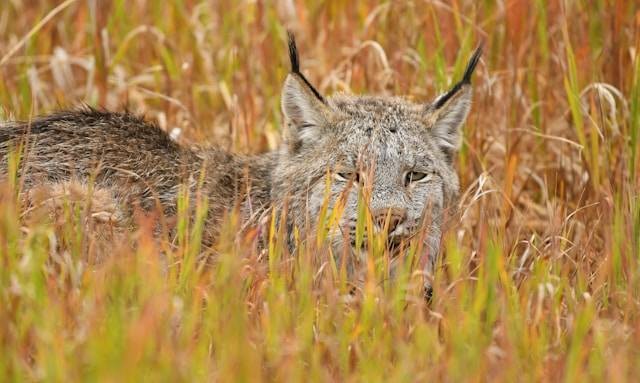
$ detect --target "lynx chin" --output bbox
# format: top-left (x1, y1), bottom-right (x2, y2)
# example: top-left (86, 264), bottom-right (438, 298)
top-left (0, 33), bottom-right (482, 298)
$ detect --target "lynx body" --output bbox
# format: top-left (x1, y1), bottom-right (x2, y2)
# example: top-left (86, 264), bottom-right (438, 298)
top-left (0, 34), bottom-right (481, 295)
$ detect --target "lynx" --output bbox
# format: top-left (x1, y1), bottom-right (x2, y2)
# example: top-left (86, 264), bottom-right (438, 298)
top-left (0, 33), bottom-right (481, 297)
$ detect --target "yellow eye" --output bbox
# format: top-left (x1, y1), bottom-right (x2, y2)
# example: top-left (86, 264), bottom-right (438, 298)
top-left (335, 171), bottom-right (361, 183)
top-left (405, 171), bottom-right (428, 185)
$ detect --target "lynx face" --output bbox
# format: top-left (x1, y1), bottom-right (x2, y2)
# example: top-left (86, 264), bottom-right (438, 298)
top-left (271, 33), bottom-right (481, 294)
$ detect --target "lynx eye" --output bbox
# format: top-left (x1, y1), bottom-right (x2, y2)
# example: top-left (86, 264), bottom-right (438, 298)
top-left (335, 171), bottom-right (360, 183)
top-left (404, 171), bottom-right (429, 186)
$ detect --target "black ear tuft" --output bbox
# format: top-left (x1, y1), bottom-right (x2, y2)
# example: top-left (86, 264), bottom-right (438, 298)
top-left (285, 30), bottom-right (326, 104)
top-left (287, 30), bottom-right (300, 74)
top-left (461, 43), bottom-right (483, 85)
top-left (434, 43), bottom-right (483, 109)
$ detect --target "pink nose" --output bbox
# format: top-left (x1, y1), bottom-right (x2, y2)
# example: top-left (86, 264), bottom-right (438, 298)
top-left (372, 208), bottom-right (407, 233)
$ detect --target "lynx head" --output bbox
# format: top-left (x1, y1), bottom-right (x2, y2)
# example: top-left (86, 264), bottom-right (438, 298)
top-left (272, 32), bottom-right (482, 293)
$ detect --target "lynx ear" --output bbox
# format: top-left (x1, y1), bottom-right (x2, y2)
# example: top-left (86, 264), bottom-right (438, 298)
top-left (281, 32), bottom-right (330, 151)
top-left (426, 45), bottom-right (482, 160)
top-left (282, 75), bottom-right (328, 147)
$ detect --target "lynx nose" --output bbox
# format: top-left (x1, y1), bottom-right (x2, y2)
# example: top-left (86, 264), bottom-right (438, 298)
top-left (372, 207), bottom-right (407, 233)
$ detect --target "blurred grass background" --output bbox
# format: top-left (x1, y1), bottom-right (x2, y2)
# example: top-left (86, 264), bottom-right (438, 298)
top-left (0, 0), bottom-right (639, 381)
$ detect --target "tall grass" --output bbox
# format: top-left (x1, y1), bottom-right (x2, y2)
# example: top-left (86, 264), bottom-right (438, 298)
top-left (1, 0), bottom-right (639, 381)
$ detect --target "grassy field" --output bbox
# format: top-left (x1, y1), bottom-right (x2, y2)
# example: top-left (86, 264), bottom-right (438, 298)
top-left (1, 0), bottom-right (639, 381)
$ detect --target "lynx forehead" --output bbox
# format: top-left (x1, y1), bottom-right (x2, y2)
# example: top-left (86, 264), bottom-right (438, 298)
top-left (0, 32), bottom-right (482, 299)
top-left (331, 96), bottom-right (436, 148)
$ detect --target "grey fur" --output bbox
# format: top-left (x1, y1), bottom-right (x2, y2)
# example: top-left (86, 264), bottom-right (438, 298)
top-left (0, 36), bottom-right (481, 296)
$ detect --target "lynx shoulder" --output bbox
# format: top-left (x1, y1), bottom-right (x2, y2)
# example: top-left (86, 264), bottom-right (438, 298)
top-left (0, 108), bottom-right (273, 243)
